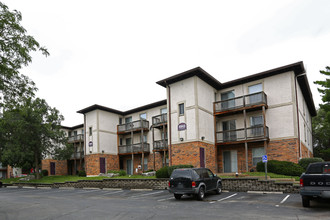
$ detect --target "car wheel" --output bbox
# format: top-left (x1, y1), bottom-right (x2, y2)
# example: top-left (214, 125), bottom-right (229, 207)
top-left (174, 194), bottom-right (182, 200)
top-left (302, 196), bottom-right (310, 207)
top-left (197, 187), bottom-right (205, 201)
top-left (215, 183), bottom-right (222, 194)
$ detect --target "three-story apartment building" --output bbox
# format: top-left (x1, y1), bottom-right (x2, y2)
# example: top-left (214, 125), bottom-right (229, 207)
top-left (42, 61), bottom-right (316, 176)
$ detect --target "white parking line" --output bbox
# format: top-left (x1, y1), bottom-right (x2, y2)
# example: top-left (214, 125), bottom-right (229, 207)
top-left (102, 190), bottom-right (124, 195)
top-left (157, 197), bottom-right (173, 202)
top-left (276, 195), bottom-right (290, 207)
top-left (210, 193), bottom-right (238, 204)
top-left (74, 189), bottom-right (101, 194)
top-left (131, 191), bottom-right (164, 198)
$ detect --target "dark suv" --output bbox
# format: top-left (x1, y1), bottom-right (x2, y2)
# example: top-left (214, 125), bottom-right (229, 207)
top-left (168, 168), bottom-right (222, 200)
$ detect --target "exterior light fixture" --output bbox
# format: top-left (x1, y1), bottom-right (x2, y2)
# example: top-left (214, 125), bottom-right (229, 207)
top-left (180, 138), bottom-right (184, 141)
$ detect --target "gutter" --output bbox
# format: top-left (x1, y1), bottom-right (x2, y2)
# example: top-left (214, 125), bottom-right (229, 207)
top-left (165, 81), bottom-right (172, 166)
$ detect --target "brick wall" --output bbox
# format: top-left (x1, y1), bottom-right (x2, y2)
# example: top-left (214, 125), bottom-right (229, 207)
top-left (41, 159), bottom-right (68, 176)
top-left (217, 138), bottom-right (311, 173)
top-left (85, 154), bottom-right (119, 176)
top-left (171, 141), bottom-right (216, 173)
top-left (10, 178), bottom-right (300, 193)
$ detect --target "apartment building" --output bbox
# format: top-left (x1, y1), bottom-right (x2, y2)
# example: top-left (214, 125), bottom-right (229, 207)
top-left (42, 61), bottom-right (316, 176)
top-left (42, 124), bottom-right (84, 176)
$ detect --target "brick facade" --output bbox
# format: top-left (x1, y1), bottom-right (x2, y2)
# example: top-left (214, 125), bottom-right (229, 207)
top-left (217, 138), bottom-right (313, 173)
top-left (85, 154), bottom-right (119, 176)
top-left (42, 159), bottom-right (68, 176)
top-left (171, 141), bottom-right (216, 173)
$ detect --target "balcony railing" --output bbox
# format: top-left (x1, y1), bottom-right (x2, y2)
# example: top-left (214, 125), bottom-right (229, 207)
top-left (118, 143), bottom-right (150, 154)
top-left (71, 151), bottom-right (85, 159)
top-left (117, 119), bottom-right (149, 133)
top-left (214, 92), bottom-right (267, 114)
top-left (153, 139), bottom-right (168, 151)
top-left (216, 125), bottom-right (269, 144)
top-left (152, 114), bottom-right (167, 126)
top-left (68, 134), bottom-right (84, 143)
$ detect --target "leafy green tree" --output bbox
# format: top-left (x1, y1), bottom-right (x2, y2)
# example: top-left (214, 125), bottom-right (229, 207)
top-left (0, 2), bottom-right (48, 108)
top-left (0, 98), bottom-right (66, 179)
top-left (313, 67), bottom-right (330, 159)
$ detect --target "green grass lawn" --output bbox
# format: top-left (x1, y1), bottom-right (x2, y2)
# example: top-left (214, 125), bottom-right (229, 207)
top-left (2, 175), bottom-right (155, 184)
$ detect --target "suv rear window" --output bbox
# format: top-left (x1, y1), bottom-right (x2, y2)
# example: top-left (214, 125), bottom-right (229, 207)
top-left (171, 169), bottom-right (192, 178)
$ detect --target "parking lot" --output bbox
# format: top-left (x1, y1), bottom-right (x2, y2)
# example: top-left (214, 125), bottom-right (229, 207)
top-left (0, 187), bottom-right (330, 220)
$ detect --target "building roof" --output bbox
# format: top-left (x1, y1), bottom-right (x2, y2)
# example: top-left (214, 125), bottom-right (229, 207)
top-left (157, 61), bottom-right (316, 116)
top-left (77, 99), bottom-right (167, 116)
top-left (62, 124), bottom-right (84, 130)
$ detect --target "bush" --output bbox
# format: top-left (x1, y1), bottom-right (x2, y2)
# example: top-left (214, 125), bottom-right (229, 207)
top-left (107, 170), bottom-right (126, 176)
top-left (256, 160), bottom-right (305, 176)
top-left (41, 170), bottom-right (48, 177)
top-left (168, 164), bottom-right (194, 176)
top-left (78, 170), bottom-right (86, 177)
top-left (298, 157), bottom-right (324, 170)
top-left (156, 166), bottom-right (169, 178)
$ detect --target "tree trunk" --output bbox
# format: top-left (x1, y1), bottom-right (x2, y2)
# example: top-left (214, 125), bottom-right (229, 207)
top-left (35, 151), bottom-right (40, 179)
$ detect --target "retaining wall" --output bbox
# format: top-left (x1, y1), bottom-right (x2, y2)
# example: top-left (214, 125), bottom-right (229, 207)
top-left (6, 177), bottom-right (300, 193)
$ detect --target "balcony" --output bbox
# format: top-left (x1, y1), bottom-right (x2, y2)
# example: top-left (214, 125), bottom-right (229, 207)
top-left (214, 92), bottom-right (267, 116)
top-left (117, 119), bottom-right (149, 134)
top-left (70, 151), bottom-right (85, 159)
top-left (152, 114), bottom-right (167, 127)
top-left (118, 143), bottom-right (150, 154)
top-left (153, 139), bottom-right (168, 151)
top-left (216, 125), bottom-right (269, 145)
top-left (68, 134), bottom-right (84, 143)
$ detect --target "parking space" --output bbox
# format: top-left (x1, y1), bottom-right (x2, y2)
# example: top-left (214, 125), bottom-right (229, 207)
top-left (0, 188), bottom-right (330, 220)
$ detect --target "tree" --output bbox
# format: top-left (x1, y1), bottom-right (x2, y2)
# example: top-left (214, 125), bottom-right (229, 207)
top-left (0, 98), bottom-right (67, 179)
top-left (0, 2), bottom-right (49, 108)
top-left (313, 66), bottom-right (330, 159)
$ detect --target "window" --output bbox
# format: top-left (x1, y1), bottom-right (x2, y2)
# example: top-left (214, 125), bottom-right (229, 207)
top-left (89, 127), bottom-right (92, 136)
top-left (142, 158), bottom-right (148, 171)
top-left (161, 108), bottom-right (167, 114)
top-left (125, 117), bottom-right (132, 124)
top-left (140, 135), bottom-right (147, 143)
top-left (126, 138), bottom-right (132, 145)
top-left (221, 91), bottom-right (235, 110)
top-left (222, 120), bottom-right (236, 141)
top-left (252, 147), bottom-right (264, 166)
top-left (74, 131), bottom-right (78, 137)
top-left (179, 103), bottom-right (184, 115)
top-left (248, 83), bottom-right (263, 104)
top-left (161, 131), bottom-right (168, 140)
top-left (140, 113), bottom-right (147, 120)
top-left (119, 118), bottom-right (122, 125)
top-left (68, 131), bottom-right (72, 137)
top-left (119, 138), bottom-right (123, 146)
top-left (81, 129), bottom-right (84, 135)
top-left (250, 115), bottom-right (263, 136)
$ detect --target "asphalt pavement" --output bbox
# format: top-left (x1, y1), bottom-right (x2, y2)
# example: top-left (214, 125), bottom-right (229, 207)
top-left (0, 187), bottom-right (330, 220)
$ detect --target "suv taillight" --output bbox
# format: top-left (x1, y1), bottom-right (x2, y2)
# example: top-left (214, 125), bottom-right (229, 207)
top-left (300, 178), bottom-right (304, 187)
top-left (168, 181), bottom-right (171, 187)
top-left (192, 181), bottom-right (196, 187)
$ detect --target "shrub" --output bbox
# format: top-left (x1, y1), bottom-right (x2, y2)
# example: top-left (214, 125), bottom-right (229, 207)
top-left (41, 170), bottom-right (48, 177)
top-left (256, 160), bottom-right (305, 176)
top-left (156, 166), bottom-right (169, 178)
top-left (78, 170), bottom-right (86, 177)
top-left (107, 170), bottom-right (126, 176)
top-left (168, 164), bottom-right (194, 176)
top-left (298, 157), bottom-right (324, 170)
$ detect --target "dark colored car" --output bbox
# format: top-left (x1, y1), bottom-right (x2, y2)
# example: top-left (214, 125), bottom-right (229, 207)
top-left (300, 162), bottom-right (330, 207)
top-left (168, 168), bottom-right (222, 200)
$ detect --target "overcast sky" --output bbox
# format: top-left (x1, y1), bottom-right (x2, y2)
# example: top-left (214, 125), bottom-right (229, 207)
top-left (2, 0), bottom-right (330, 126)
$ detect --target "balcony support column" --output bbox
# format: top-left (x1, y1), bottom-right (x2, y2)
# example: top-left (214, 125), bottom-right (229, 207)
top-left (243, 108), bottom-right (248, 173)
top-left (152, 126), bottom-right (155, 170)
top-left (141, 127), bottom-right (144, 173)
top-left (262, 105), bottom-right (267, 154)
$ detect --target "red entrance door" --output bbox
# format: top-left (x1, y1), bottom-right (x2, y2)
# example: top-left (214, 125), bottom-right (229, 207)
top-left (50, 162), bottom-right (56, 175)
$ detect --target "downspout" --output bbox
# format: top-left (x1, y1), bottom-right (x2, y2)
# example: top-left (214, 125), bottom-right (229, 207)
top-left (166, 81), bottom-right (172, 166)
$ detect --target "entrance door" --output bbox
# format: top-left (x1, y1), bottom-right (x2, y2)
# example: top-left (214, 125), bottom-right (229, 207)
top-left (100, 157), bottom-right (106, 174)
top-left (200, 148), bottom-right (205, 168)
top-left (50, 162), bottom-right (56, 175)
top-left (127, 159), bottom-right (133, 175)
top-left (223, 150), bottom-right (238, 173)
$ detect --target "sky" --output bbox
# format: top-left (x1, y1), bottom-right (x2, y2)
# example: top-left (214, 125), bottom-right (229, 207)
top-left (2, 0), bottom-right (330, 126)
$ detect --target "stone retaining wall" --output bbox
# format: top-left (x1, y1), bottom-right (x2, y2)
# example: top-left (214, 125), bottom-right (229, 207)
top-left (7, 178), bottom-right (300, 193)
